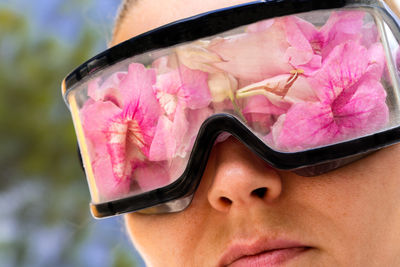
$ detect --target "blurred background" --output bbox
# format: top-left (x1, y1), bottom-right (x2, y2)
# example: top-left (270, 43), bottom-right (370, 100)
top-left (0, 0), bottom-right (145, 266)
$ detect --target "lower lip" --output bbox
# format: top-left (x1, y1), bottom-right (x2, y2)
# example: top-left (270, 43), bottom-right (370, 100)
top-left (228, 247), bottom-right (309, 267)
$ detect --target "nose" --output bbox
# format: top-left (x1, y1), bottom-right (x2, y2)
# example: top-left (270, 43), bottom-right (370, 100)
top-left (206, 136), bottom-right (283, 213)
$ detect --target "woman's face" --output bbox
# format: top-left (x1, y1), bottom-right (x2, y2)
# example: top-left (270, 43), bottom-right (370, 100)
top-left (114, 0), bottom-right (400, 266)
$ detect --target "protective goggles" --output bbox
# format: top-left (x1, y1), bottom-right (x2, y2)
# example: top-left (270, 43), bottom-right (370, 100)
top-left (62, 0), bottom-right (400, 218)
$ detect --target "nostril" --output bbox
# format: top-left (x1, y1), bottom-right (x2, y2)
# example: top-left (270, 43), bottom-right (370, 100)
top-left (251, 187), bottom-right (267, 198)
top-left (219, 196), bottom-right (233, 206)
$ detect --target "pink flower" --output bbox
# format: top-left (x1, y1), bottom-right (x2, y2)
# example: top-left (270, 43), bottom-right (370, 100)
top-left (81, 63), bottom-right (161, 199)
top-left (268, 41), bottom-right (388, 151)
top-left (283, 16), bottom-right (322, 73)
top-left (283, 11), bottom-right (365, 74)
top-left (236, 72), bottom-right (317, 134)
top-left (319, 11), bottom-right (365, 57)
top-left (154, 64), bottom-right (211, 116)
top-left (208, 11), bottom-right (366, 83)
top-left (149, 64), bottom-right (211, 161)
top-left (81, 100), bottom-right (133, 200)
top-left (149, 106), bottom-right (188, 161)
top-left (104, 102), bottom-right (157, 179)
top-left (308, 41), bottom-right (369, 104)
top-left (81, 100), bottom-right (121, 164)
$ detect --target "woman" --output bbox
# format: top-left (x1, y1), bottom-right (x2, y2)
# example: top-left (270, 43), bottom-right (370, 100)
top-left (63, 0), bottom-right (400, 266)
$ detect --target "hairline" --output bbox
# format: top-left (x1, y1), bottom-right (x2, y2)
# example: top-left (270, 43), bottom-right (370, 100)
top-left (112, 0), bottom-right (138, 44)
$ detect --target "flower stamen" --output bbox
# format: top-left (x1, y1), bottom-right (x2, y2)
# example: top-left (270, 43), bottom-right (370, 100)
top-left (236, 69), bottom-right (304, 100)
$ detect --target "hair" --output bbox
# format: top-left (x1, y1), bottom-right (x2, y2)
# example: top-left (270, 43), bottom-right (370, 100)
top-left (112, 0), bottom-right (138, 42)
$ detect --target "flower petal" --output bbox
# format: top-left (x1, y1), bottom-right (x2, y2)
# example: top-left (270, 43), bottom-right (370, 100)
top-left (81, 100), bottom-right (122, 157)
top-left (320, 11), bottom-right (364, 58)
top-left (208, 72), bottom-right (237, 102)
top-left (133, 162), bottom-right (171, 193)
top-left (119, 63), bottom-right (159, 112)
top-left (365, 42), bottom-right (385, 80)
top-left (92, 155), bottom-right (131, 201)
top-left (149, 116), bottom-right (175, 161)
top-left (361, 22), bottom-right (379, 48)
top-left (284, 16), bottom-right (321, 70)
top-left (309, 41), bottom-right (369, 104)
top-left (242, 94), bottom-right (287, 115)
top-left (178, 65), bottom-right (211, 109)
top-left (332, 78), bottom-right (388, 138)
top-left (209, 20), bottom-right (292, 82)
top-left (284, 76), bottom-right (318, 103)
top-left (269, 102), bottom-right (337, 151)
top-left (176, 41), bottom-right (223, 73)
top-left (88, 72), bottom-right (127, 107)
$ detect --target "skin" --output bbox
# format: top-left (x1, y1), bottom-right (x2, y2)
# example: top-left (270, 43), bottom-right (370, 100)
top-left (113, 0), bottom-right (400, 266)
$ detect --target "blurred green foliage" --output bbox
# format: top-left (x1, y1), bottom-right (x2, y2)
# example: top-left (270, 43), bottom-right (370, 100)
top-left (0, 4), bottom-right (142, 267)
top-left (0, 7), bottom-right (91, 185)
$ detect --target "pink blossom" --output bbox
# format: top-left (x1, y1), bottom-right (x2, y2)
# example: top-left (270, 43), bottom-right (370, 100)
top-left (81, 63), bottom-right (161, 199)
top-left (150, 106), bottom-right (213, 161)
top-left (104, 103), bottom-right (157, 179)
top-left (81, 100), bottom-right (133, 199)
top-left (154, 64), bottom-right (211, 116)
top-left (268, 41), bottom-right (388, 151)
top-left (237, 72), bottom-right (317, 106)
top-left (149, 105), bottom-right (188, 161)
top-left (283, 11), bottom-right (365, 74)
top-left (308, 41), bottom-right (369, 104)
top-left (150, 65), bottom-right (211, 161)
top-left (238, 73), bottom-right (317, 135)
top-left (208, 11), bottom-right (365, 83)
top-left (283, 16), bottom-right (322, 73)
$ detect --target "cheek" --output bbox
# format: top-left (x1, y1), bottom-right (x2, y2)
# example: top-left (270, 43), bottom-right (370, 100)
top-left (125, 213), bottom-right (194, 265)
top-left (125, 202), bottom-right (220, 267)
top-left (288, 146), bottom-right (400, 264)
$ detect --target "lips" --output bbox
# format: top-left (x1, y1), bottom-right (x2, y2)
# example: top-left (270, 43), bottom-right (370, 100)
top-left (218, 239), bottom-right (310, 267)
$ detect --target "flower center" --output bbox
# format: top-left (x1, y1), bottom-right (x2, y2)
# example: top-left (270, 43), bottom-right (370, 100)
top-left (157, 91), bottom-right (178, 116)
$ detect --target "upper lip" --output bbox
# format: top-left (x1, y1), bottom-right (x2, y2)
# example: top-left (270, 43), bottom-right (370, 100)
top-left (218, 237), bottom-right (309, 266)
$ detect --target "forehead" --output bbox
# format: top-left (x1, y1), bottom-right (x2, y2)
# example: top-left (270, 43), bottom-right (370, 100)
top-left (112, 0), bottom-right (252, 45)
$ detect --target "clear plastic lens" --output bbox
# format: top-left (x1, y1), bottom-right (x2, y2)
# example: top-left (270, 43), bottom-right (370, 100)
top-left (67, 8), bottom-right (400, 203)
